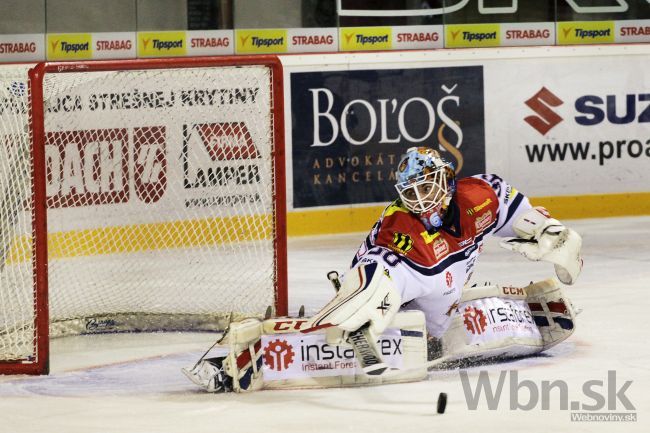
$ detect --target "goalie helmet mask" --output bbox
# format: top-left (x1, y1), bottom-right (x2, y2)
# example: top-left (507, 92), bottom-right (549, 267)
top-left (395, 147), bottom-right (456, 230)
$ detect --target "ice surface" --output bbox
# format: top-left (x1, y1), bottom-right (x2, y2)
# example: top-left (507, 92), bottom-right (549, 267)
top-left (0, 216), bottom-right (648, 433)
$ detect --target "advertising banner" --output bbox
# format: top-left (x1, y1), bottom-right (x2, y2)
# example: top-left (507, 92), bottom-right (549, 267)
top-left (339, 27), bottom-right (392, 51)
top-left (615, 19), bottom-right (650, 43)
top-left (392, 25), bottom-right (444, 50)
top-left (46, 32), bottom-right (135, 61)
top-left (440, 0), bottom-right (555, 48)
top-left (40, 66), bottom-right (273, 232)
top-left (92, 32), bottom-right (136, 60)
top-left (47, 33), bottom-right (93, 61)
top-left (261, 329), bottom-right (403, 381)
top-left (445, 24), bottom-right (501, 48)
top-left (235, 29), bottom-right (288, 54)
top-left (290, 66), bottom-right (486, 208)
top-left (484, 52), bottom-right (650, 196)
top-left (137, 31), bottom-right (187, 58)
top-left (500, 22), bottom-right (555, 46)
top-left (287, 28), bottom-right (338, 53)
top-left (186, 30), bottom-right (234, 56)
top-left (556, 21), bottom-right (615, 45)
top-left (0, 34), bottom-right (44, 62)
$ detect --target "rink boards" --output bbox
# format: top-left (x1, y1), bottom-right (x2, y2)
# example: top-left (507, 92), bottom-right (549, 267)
top-left (281, 44), bottom-right (650, 234)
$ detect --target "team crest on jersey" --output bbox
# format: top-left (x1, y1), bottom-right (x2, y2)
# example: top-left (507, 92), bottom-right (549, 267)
top-left (391, 232), bottom-right (413, 254)
top-left (474, 210), bottom-right (493, 232)
top-left (433, 237), bottom-right (449, 259)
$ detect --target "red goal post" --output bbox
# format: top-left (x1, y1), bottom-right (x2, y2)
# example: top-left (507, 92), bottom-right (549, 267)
top-left (0, 56), bottom-right (287, 375)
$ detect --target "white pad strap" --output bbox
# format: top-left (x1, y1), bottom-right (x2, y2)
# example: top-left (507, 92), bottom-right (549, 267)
top-left (461, 283), bottom-right (528, 303)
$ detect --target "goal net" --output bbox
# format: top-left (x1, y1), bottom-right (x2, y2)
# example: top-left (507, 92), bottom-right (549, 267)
top-left (0, 57), bottom-right (287, 374)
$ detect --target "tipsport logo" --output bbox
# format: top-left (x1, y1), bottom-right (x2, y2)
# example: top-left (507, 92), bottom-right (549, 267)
top-left (557, 22), bottom-right (615, 45)
top-left (445, 24), bottom-right (500, 48)
top-left (236, 30), bottom-right (287, 53)
top-left (47, 34), bottom-right (92, 60)
top-left (340, 27), bottom-right (391, 51)
top-left (138, 32), bottom-right (186, 57)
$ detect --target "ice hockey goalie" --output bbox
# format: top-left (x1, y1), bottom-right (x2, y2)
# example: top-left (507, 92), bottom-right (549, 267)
top-left (184, 147), bottom-right (581, 392)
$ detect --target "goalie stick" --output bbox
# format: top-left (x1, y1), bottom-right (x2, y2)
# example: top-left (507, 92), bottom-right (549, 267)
top-left (184, 312), bottom-right (234, 372)
top-left (327, 271), bottom-right (389, 376)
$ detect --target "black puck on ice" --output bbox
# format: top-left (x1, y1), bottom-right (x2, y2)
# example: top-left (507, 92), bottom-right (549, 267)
top-left (436, 392), bottom-right (447, 414)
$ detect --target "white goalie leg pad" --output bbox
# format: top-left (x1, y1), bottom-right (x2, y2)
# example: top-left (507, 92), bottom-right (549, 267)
top-left (500, 207), bottom-right (583, 285)
top-left (221, 318), bottom-right (265, 393)
top-left (525, 279), bottom-right (577, 351)
top-left (261, 310), bottom-right (428, 390)
top-left (307, 262), bottom-right (401, 338)
top-left (183, 318), bottom-right (264, 393)
top-left (185, 312), bottom-right (428, 392)
top-left (468, 279), bottom-right (577, 351)
top-left (439, 280), bottom-right (577, 363)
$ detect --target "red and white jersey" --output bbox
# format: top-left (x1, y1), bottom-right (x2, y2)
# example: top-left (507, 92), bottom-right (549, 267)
top-left (351, 174), bottom-right (532, 338)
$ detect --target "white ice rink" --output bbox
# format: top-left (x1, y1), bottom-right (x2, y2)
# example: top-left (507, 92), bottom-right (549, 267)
top-left (0, 216), bottom-right (648, 433)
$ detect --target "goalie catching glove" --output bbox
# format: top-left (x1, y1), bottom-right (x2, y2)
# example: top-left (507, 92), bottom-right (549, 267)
top-left (500, 207), bottom-right (583, 285)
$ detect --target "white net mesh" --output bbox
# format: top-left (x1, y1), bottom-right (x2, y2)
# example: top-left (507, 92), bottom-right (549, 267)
top-left (0, 62), bottom-right (281, 363)
top-left (0, 64), bottom-right (34, 361)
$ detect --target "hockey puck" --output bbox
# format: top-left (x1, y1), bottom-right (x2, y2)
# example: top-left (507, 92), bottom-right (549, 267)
top-left (436, 392), bottom-right (447, 414)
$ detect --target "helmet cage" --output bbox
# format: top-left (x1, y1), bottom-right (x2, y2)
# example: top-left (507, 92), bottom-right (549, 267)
top-left (395, 168), bottom-right (449, 215)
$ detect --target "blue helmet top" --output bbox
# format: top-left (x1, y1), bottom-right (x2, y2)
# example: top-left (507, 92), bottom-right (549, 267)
top-left (394, 147), bottom-right (457, 228)
top-left (396, 147), bottom-right (454, 185)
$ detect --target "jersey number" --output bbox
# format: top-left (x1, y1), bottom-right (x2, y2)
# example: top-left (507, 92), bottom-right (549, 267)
top-left (367, 246), bottom-right (401, 267)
